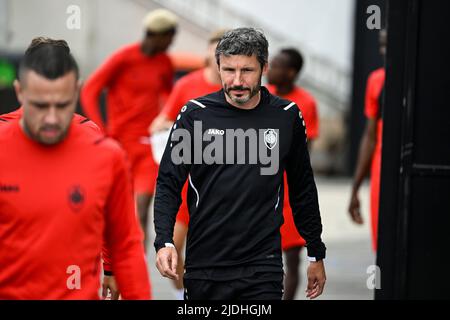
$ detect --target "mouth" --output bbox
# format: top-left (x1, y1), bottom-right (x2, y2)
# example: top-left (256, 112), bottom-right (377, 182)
top-left (229, 88), bottom-right (250, 96)
top-left (40, 127), bottom-right (61, 139)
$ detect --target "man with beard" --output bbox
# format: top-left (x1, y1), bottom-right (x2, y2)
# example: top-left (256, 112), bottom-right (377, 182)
top-left (0, 37), bottom-right (150, 299)
top-left (153, 28), bottom-right (326, 300)
top-left (150, 29), bottom-right (227, 300)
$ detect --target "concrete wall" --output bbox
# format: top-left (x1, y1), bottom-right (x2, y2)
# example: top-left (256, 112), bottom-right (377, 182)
top-left (0, 0), bottom-right (209, 77)
top-left (222, 0), bottom-right (355, 72)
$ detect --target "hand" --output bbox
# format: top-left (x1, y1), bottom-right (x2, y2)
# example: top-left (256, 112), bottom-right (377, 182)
top-left (348, 191), bottom-right (364, 224)
top-left (149, 115), bottom-right (174, 135)
top-left (156, 247), bottom-right (179, 280)
top-left (102, 275), bottom-right (120, 300)
top-left (305, 260), bottom-right (326, 299)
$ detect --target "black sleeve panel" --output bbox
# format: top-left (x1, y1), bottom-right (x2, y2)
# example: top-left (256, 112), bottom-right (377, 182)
top-left (285, 105), bottom-right (326, 260)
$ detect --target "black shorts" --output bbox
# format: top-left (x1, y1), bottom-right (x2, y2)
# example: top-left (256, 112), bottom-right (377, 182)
top-left (183, 271), bottom-right (284, 300)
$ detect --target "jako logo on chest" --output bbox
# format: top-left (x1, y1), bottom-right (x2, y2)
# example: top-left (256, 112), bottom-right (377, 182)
top-left (207, 128), bottom-right (225, 135)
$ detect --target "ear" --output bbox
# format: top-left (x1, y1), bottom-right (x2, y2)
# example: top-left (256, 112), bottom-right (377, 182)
top-left (77, 79), bottom-right (82, 92)
top-left (73, 79), bottom-right (82, 101)
top-left (13, 79), bottom-right (24, 105)
top-left (262, 62), bottom-right (269, 76)
top-left (288, 69), bottom-right (298, 80)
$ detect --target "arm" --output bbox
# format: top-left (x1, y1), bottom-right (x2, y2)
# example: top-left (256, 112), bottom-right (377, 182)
top-left (149, 114), bottom-right (174, 135)
top-left (157, 58), bottom-right (175, 112)
top-left (100, 250), bottom-right (119, 300)
top-left (285, 106), bottom-right (326, 299)
top-left (103, 147), bottom-right (151, 300)
top-left (80, 51), bottom-right (124, 132)
top-left (348, 118), bottom-right (377, 224)
top-left (348, 71), bottom-right (380, 224)
top-left (153, 106), bottom-right (194, 279)
top-left (149, 79), bottom-right (184, 134)
top-left (306, 99), bottom-right (319, 140)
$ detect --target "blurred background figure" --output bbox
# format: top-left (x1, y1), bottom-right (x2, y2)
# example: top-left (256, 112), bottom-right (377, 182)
top-left (150, 28), bottom-right (227, 300)
top-left (348, 29), bottom-right (386, 251)
top-left (267, 47), bottom-right (320, 300)
top-left (80, 8), bottom-right (178, 250)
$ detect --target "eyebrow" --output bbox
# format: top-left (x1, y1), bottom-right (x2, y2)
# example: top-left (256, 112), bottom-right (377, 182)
top-left (29, 100), bottom-right (49, 106)
top-left (222, 65), bottom-right (255, 70)
top-left (29, 99), bottom-right (72, 106)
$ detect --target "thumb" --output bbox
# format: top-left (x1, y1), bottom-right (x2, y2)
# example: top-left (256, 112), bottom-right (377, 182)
top-left (171, 251), bottom-right (178, 276)
top-left (306, 268), bottom-right (317, 292)
top-left (306, 275), bottom-right (315, 292)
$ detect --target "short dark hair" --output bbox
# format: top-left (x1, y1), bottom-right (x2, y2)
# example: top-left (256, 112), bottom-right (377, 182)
top-left (215, 27), bottom-right (269, 68)
top-left (280, 48), bottom-right (304, 74)
top-left (19, 37), bottom-right (79, 82)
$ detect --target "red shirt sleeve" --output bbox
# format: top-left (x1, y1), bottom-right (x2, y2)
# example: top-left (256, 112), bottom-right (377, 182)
top-left (81, 50), bottom-right (125, 132)
top-left (303, 98), bottom-right (319, 140)
top-left (102, 145), bottom-right (151, 299)
top-left (294, 89), bottom-right (319, 140)
top-left (157, 57), bottom-right (175, 112)
top-left (160, 79), bottom-right (186, 121)
top-left (364, 71), bottom-right (380, 119)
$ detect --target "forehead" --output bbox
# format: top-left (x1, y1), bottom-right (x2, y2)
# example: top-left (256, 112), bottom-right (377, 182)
top-left (219, 54), bottom-right (259, 66)
top-left (271, 52), bottom-right (290, 66)
top-left (148, 32), bottom-right (173, 40)
top-left (22, 70), bottom-right (77, 95)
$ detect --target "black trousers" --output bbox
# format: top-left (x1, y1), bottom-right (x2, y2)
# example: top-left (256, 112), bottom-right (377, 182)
top-left (184, 272), bottom-right (284, 300)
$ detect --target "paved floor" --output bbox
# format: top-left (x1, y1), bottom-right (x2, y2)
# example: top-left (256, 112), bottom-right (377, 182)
top-left (145, 177), bottom-right (376, 300)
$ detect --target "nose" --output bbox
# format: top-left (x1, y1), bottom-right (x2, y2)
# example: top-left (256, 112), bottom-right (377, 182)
top-left (232, 71), bottom-right (243, 87)
top-left (44, 106), bottom-right (58, 125)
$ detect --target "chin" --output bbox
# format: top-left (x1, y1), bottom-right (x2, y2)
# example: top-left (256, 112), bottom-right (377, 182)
top-left (232, 93), bottom-right (251, 103)
top-left (40, 139), bottom-right (60, 145)
top-left (233, 97), bottom-right (250, 105)
top-left (38, 135), bottom-right (63, 145)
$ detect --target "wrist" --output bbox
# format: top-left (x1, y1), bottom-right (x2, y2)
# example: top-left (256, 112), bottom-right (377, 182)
top-left (155, 240), bottom-right (175, 252)
top-left (308, 256), bottom-right (324, 263)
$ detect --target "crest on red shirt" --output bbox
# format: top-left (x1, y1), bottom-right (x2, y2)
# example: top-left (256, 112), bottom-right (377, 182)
top-left (68, 185), bottom-right (85, 212)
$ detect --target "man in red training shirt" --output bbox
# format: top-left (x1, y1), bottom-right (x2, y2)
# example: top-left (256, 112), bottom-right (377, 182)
top-left (81, 9), bottom-right (178, 248)
top-left (0, 108), bottom-right (123, 299)
top-left (0, 37), bottom-right (150, 299)
top-left (267, 47), bottom-right (320, 300)
top-left (348, 29), bottom-right (387, 252)
top-left (150, 29), bottom-right (226, 299)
